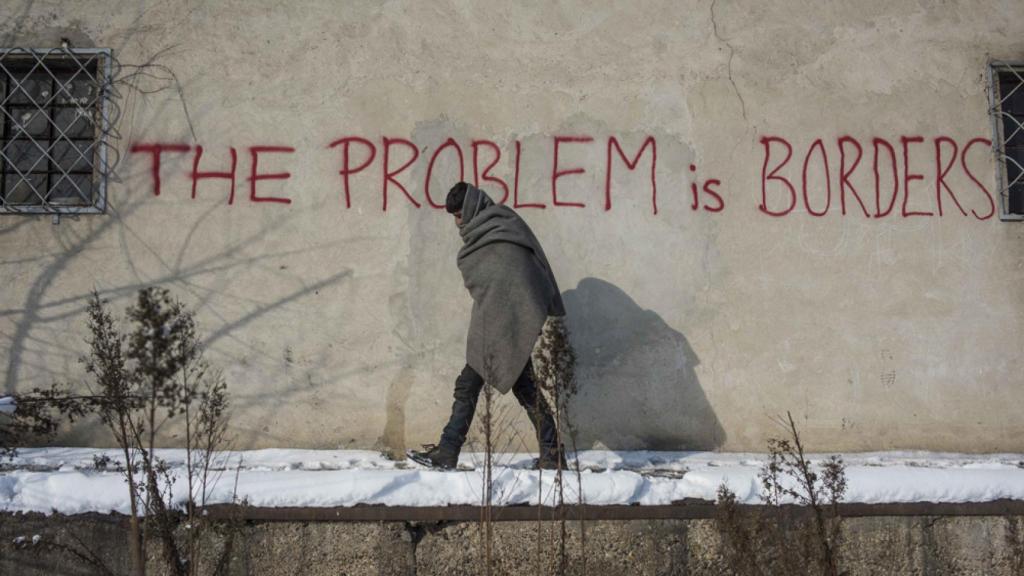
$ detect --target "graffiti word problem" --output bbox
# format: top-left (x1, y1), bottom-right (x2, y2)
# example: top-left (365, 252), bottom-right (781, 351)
top-left (128, 137), bottom-right (686, 214)
top-left (128, 134), bottom-right (995, 220)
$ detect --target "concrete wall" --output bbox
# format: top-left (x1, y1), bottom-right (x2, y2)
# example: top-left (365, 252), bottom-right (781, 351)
top-left (1, 0), bottom-right (1022, 452)
top-left (3, 512), bottom-right (1024, 575)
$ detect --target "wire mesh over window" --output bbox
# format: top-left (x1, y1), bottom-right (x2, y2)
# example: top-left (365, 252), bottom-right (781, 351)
top-left (0, 47), bottom-right (112, 214)
top-left (988, 62), bottom-right (1024, 220)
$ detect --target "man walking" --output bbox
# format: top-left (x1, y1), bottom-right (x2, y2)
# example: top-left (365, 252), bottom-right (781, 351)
top-left (408, 182), bottom-right (567, 471)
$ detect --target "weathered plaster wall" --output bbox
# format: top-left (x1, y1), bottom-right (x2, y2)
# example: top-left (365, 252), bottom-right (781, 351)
top-left (0, 0), bottom-right (1022, 451)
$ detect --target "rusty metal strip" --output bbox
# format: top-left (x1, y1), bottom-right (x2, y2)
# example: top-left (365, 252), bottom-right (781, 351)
top-left (198, 499), bottom-right (1024, 523)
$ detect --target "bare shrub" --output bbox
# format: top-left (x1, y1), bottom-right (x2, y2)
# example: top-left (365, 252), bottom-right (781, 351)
top-left (93, 288), bottom-right (240, 576)
top-left (20, 289), bottom-right (240, 576)
top-left (715, 411), bottom-right (847, 576)
top-left (479, 351), bottom-right (497, 576)
top-left (0, 385), bottom-right (91, 459)
top-left (533, 316), bottom-right (584, 576)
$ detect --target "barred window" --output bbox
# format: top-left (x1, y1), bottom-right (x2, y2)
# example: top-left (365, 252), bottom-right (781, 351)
top-left (989, 62), bottom-right (1024, 220)
top-left (0, 47), bottom-right (112, 215)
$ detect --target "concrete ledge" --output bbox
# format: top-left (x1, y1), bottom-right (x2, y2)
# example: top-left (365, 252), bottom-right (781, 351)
top-left (200, 499), bottom-right (1024, 522)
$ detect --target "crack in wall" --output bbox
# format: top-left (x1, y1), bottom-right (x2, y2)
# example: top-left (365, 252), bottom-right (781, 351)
top-left (710, 0), bottom-right (748, 121)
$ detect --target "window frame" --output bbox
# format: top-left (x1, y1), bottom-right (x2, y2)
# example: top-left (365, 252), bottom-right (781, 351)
top-left (0, 46), bottom-right (113, 216)
top-left (987, 60), bottom-right (1024, 222)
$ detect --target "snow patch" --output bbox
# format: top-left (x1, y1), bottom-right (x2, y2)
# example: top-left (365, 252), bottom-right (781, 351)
top-left (0, 448), bottom-right (1022, 515)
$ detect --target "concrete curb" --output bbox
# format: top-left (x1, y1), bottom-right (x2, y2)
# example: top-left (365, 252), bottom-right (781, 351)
top-left (196, 499), bottom-right (1024, 522)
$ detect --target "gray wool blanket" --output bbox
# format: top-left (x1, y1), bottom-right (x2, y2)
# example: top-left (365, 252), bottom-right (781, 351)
top-left (457, 184), bottom-right (566, 394)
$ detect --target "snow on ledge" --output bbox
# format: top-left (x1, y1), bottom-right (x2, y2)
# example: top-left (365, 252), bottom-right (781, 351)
top-left (1, 448), bottom-right (1022, 515)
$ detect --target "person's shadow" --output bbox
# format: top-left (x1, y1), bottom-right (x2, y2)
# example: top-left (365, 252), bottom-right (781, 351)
top-left (560, 278), bottom-right (725, 450)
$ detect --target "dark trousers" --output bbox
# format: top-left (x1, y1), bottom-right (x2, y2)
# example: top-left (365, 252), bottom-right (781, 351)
top-left (440, 359), bottom-right (560, 454)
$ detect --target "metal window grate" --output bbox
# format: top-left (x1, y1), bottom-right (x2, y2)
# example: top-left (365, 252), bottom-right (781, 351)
top-left (987, 62), bottom-right (1024, 221)
top-left (0, 47), bottom-right (113, 214)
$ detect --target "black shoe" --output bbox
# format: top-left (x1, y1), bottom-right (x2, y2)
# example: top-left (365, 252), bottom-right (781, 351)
top-left (407, 443), bottom-right (458, 470)
top-left (532, 448), bottom-right (568, 471)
